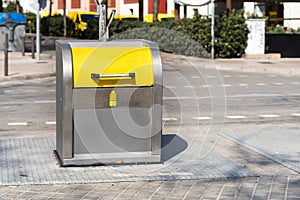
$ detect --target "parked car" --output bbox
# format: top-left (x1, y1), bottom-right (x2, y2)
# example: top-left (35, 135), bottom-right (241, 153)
top-left (144, 14), bottom-right (174, 23)
top-left (114, 15), bottom-right (139, 21)
top-left (40, 11), bottom-right (60, 18)
top-left (69, 11), bottom-right (98, 38)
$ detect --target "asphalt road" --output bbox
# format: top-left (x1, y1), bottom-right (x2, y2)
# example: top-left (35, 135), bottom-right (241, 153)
top-left (0, 57), bottom-right (299, 139)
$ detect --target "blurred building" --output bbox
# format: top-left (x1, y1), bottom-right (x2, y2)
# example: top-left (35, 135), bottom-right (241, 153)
top-left (10, 0), bottom-right (300, 29)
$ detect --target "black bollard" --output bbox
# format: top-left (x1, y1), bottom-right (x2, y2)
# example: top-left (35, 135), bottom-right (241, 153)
top-left (4, 33), bottom-right (8, 76)
top-left (22, 35), bottom-right (25, 56)
top-left (31, 36), bottom-right (35, 59)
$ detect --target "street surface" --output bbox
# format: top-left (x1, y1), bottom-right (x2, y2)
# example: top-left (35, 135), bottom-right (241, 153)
top-left (0, 53), bottom-right (300, 199)
top-left (1, 56), bottom-right (299, 138)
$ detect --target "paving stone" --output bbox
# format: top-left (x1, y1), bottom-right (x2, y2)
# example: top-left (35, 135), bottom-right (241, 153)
top-left (288, 190), bottom-right (300, 197)
top-left (201, 195), bottom-right (218, 199)
top-left (169, 193), bottom-right (188, 199)
top-left (0, 137), bottom-right (253, 186)
top-left (0, 175), bottom-right (298, 199)
top-left (81, 196), bottom-right (101, 200)
top-left (287, 197), bottom-right (300, 200)
top-left (47, 193), bottom-right (74, 199)
top-left (149, 196), bottom-right (167, 200)
top-left (185, 193), bottom-right (202, 199)
top-left (100, 196), bottom-right (117, 200)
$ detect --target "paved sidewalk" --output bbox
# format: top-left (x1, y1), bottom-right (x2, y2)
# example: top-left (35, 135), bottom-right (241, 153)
top-left (215, 58), bottom-right (300, 77)
top-left (0, 51), bottom-right (300, 199)
top-left (1, 175), bottom-right (300, 199)
top-left (1, 51), bottom-right (300, 84)
top-left (170, 53), bottom-right (300, 77)
top-left (0, 52), bottom-right (55, 83)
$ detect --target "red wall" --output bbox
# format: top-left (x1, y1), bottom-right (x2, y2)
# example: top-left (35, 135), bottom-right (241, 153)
top-left (124, 0), bottom-right (138, 3)
top-left (89, 0), bottom-right (97, 11)
top-left (71, 0), bottom-right (81, 8)
top-left (108, 0), bottom-right (116, 8)
top-left (148, 0), bottom-right (167, 14)
top-left (57, 0), bottom-right (63, 9)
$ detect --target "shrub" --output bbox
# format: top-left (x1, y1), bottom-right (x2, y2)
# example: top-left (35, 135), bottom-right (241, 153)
top-left (214, 9), bottom-right (249, 58)
top-left (24, 12), bottom-right (36, 33)
top-left (86, 9), bottom-right (248, 58)
top-left (112, 27), bottom-right (209, 57)
top-left (4, 1), bottom-right (23, 13)
top-left (86, 19), bottom-right (148, 39)
top-left (40, 15), bottom-right (74, 37)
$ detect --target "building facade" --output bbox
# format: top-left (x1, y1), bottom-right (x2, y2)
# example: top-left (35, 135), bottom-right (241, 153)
top-left (15, 0), bottom-right (300, 29)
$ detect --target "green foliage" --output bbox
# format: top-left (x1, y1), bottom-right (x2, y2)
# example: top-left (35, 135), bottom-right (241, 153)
top-left (246, 12), bottom-right (265, 19)
top-left (86, 19), bottom-right (149, 39)
top-left (24, 12), bottom-right (36, 33)
top-left (267, 25), bottom-right (300, 34)
top-left (267, 25), bottom-right (286, 34)
top-left (214, 9), bottom-right (249, 58)
top-left (112, 27), bottom-right (209, 57)
top-left (3, 1), bottom-right (23, 13)
top-left (40, 15), bottom-right (74, 37)
top-left (86, 9), bottom-right (249, 58)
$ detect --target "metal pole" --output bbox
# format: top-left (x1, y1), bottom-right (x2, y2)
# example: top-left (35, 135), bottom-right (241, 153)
top-left (94, 0), bottom-right (107, 40)
top-left (4, 33), bottom-right (8, 76)
top-left (31, 36), bottom-right (35, 59)
top-left (21, 35), bottom-right (25, 56)
top-left (211, 0), bottom-right (215, 59)
top-left (98, 4), bottom-right (106, 40)
top-left (36, 4), bottom-right (40, 60)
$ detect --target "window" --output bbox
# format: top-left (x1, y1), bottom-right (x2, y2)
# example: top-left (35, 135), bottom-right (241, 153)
top-left (108, 0), bottom-right (116, 8)
top-left (72, 0), bottom-right (81, 8)
top-left (89, 0), bottom-right (97, 12)
top-left (124, 0), bottom-right (138, 4)
top-left (58, 0), bottom-right (63, 9)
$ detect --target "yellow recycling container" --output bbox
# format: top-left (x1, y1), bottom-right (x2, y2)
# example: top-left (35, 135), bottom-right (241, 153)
top-left (55, 40), bottom-right (163, 166)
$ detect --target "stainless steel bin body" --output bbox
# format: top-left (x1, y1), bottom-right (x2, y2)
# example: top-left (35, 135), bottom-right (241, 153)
top-left (55, 40), bottom-right (162, 166)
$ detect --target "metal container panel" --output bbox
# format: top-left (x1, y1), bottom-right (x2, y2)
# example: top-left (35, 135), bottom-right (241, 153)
top-left (74, 107), bottom-right (152, 154)
top-left (56, 41), bottom-right (74, 160)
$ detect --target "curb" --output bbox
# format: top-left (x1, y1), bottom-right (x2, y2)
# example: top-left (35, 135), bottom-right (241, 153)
top-left (0, 72), bottom-right (56, 83)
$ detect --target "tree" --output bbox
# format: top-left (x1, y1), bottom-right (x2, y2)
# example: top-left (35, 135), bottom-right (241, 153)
top-left (0, 0), bottom-right (3, 12)
top-left (138, 0), bottom-right (143, 21)
top-left (16, 0), bottom-right (20, 13)
top-left (4, 1), bottom-right (23, 12)
top-left (49, 0), bottom-right (53, 16)
top-left (153, 0), bottom-right (159, 22)
top-left (63, 0), bottom-right (66, 37)
top-left (174, 3), bottom-right (180, 19)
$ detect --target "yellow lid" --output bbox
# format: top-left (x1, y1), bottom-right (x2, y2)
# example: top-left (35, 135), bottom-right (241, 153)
top-left (72, 47), bottom-right (154, 88)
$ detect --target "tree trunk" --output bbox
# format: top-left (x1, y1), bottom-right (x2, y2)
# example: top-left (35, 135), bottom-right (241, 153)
top-left (0, 0), bottom-right (3, 12)
top-left (226, 0), bottom-right (232, 11)
top-left (49, 0), bottom-right (53, 16)
top-left (174, 3), bottom-right (180, 19)
top-left (63, 0), bottom-right (67, 37)
top-left (153, 0), bottom-right (159, 22)
top-left (16, 0), bottom-right (20, 13)
top-left (138, 0), bottom-right (143, 22)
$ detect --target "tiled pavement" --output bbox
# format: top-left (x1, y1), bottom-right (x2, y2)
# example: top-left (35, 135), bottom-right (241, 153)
top-left (1, 52), bottom-right (300, 199)
top-left (1, 132), bottom-right (299, 199)
top-left (1, 131), bottom-right (299, 199)
top-left (0, 175), bottom-right (300, 199)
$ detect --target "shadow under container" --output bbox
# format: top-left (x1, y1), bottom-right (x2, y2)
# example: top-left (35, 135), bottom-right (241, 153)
top-left (55, 40), bottom-right (163, 166)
